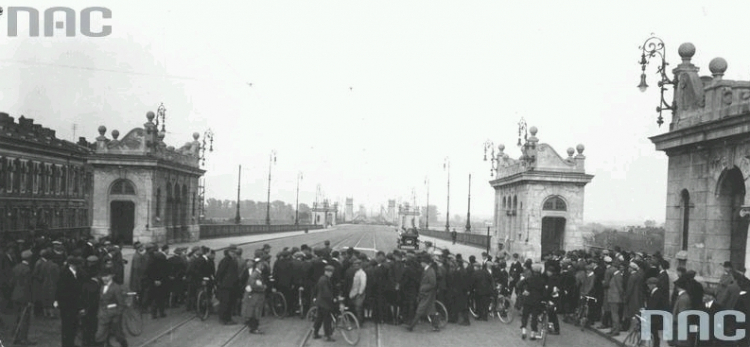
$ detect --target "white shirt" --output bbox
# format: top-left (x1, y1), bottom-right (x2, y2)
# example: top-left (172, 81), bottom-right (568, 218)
top-left (69, 267), bottom-right (77, 279)
top-left (102, 283), bottom-right (110, 294)
top-left (350, 269), bottom-right (367, 298)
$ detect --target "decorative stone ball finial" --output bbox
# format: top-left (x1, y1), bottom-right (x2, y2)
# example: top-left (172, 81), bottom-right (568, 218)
top-left (111, 130), bottom-right (119, 140)
top-left (146, 111), bottom-right (155, 122)
top-left (567, 147), bottom-right (575, 157)
top-left (709, 57), bottom-right (728, 78)
top-left (576, 144), bottom-right (585, 155)
top-left (193, 132), bottom-right (200, 141)
top-left (98, 126), bottom-right (106, 136)
top-left (678, 43), bottom-right (696, 61)
top-left (529, 126), bottom-right (538, 136)
top-left (498, 144), bottom-right (505, 153)
top-left (158, 131), bottom-right (166, 140)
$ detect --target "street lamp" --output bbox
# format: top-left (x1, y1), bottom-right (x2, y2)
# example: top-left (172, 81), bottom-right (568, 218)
top-left (265, 150), bottom-right (277, 226)
top-left (155, 103), bottom-right (167, 133)
top-left (465, 174), bottom-right (471, 232)
top-left (424, 176), bottom-right (430, 230)
top-left (638, 34), bottom-right (675, 127)
top-left (197, 129), bottom-right (214, 223)
top-left (295, 172), bottom-right (303, 225)
top-left (235, 165), bottom-right (241, 224)
top-left (200, 129), bottom-right (214, 167)
top-left (443, 157), bottom-right (450, 232)
top-left (517, 118), bottom-right (537, 167)
top-left (483, 141), bottom-right (505, 177)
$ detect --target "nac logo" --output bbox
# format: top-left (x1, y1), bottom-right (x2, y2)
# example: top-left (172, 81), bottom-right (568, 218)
top-left (0, 6), bottom-right (112, 37)
top-left (642, 310), bottom-right (746, 342)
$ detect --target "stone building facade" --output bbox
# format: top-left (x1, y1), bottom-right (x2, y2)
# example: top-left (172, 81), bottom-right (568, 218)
top-left (0, 113), bottom-right (93, 241)
top-left (489, 127), bottom-right (593, 261)
top-left (312, 199), bottom-right (337, 227)
top-left (88, 111), bottom-right (205, 245)
top-left (650, 43), bottom-right (750, 282)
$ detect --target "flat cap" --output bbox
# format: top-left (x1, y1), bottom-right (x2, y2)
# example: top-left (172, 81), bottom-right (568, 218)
top-left (603, 256), bottom-right (612, 263)
top-left (646, 277), bottom-right (659, 285)
top-left (324, 265), bottom-right (335, 271)
top-left (21, 250), bottom-right (33, 259)
top-left (67, 256), bottom-right (83, 265)
top-left (227, 244), bottom-right (238, 251)
top-left (87, 255), bottom-right (99, 262)
top-left (52, 240), bottom-right (62, 245)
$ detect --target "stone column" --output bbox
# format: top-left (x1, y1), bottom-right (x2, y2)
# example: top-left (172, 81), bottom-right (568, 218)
top-left (740, 206), bottom-right (750, 274)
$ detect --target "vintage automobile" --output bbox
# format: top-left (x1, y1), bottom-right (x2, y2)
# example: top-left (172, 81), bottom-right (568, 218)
top-left (397, 228), bottom-right (420, 249)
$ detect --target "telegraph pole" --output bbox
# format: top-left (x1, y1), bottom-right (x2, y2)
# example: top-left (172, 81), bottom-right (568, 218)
top-left (466, 174), bottom-right (472, 232)
top-left (444, 157), bottom-right (450, 232)
top-left (234, 165), bottom-right (241, 224)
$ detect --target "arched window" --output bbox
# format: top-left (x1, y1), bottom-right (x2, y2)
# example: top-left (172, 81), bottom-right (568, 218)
top-left (156, 188), bottom-right (161, 217)
top-left (0, 157), bottom-right (6, 192)
top-left (60, 165), bottom-right (67, 194)
top-left (50, 165), bottom-right (57, 194)
top-left (110, 179), bottom-right (136, 195)
top-left (502, 196), bottom-right (507, 210)
top-left (543, 196), bottom-right (567, 211)
top-left (512, 195), bottom-right (517, 214)
top-left (192, 192), bottom-right (196, 217)
top-left (680, 189), bottom-right (690, 251)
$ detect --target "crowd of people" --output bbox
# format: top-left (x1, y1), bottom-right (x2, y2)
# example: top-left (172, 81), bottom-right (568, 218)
top-left (3, 233), bottom-right (750, 347)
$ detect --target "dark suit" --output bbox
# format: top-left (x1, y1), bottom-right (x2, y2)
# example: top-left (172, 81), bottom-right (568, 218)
top-left (472, 268), bottom-right (495, 321)
top-left (646, 287), bottom-right (669, 347)
top-left (11, 261), bottom-right (33, 342)
top-left (313, 274), bottom-right (335, 337)
top-left (80, 274), bottom-right (101, 347)
top-left (215, 255), bottom-right (239, 323)
top-left (408, 264), bottom-right (438, 330)
top-left (146, 251), bottom-right (169, 317)
top-left (95, 281), bottom-right (127, 346)
top-left (56, 267), bottom-right (82, 347)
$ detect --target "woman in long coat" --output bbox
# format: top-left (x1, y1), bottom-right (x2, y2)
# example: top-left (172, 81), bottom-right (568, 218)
top-left (240, 258), bottom-right (266, 334)
top-left (32, 249), bottom-right (60, 318)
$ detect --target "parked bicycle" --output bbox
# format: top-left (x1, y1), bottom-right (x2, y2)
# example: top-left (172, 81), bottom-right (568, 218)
top-left (469, 284), bottom-right (514, 324)
top-left (537, 301), bottom-right (556, 347)
top-left (306, 299), bottom-right (361, 345)
top-left (196, 277), bottom-right (214, 321)
top-left (263, 282), bottom-right (288, 318)
top-left (574, 295), bottom-right (597, 331)
top-left (425, 300), bottom-right (448, 329)
top-left (623, 312), bottom-right (656, 347)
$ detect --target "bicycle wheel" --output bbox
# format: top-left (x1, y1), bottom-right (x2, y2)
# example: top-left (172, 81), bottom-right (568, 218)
top-left (434, 300), bottom-right (448, 328)
top-left (468, 297), bottom-right (479, 318)
top-left (270, 292), bottom-right (288, 318)
top-left (197, 291), bottom-right (210, 321)
top-left (306, 306), bottom-right (318, 323)
top-left (540, 313), bottom-right (549, 347)
top-left (339, 311), bottom-right (360, 346)
top-left (579, 305), bottom-right (588, 331)
top-left (123, 307), bottom-right (144, 336)
top-left (496, 297), bottom-right (514, 324)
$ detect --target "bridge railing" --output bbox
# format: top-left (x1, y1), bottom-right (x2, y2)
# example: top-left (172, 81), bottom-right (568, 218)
top-left (199, 224), bottom-right (323, 239)
top-left (419, 228), bottom-right (490, 249)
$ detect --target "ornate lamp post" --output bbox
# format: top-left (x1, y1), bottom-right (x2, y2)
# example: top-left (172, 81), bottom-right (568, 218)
top-left (235, 165), bottom-right (241, 224)
top-left (517, 118), bottom-right (538, 167)
top-left (465, 174), bottom-right (471, 232)
top-left (443, 157), bottom-right (450, 232)
top-left (637, 35), bottom-right (675, 127)
top-left (295, 172), bottom-right (303, 225)
top-left (424, 176), bottom-right (430, 229)
top-left (483, 140), bottom-right (505, 177)
top-left (197, 129), bottom-right (214, 223)
top-left (265, 150), bottom-right (277, 225)
top-left (155, 103), bottom-right (167, 132)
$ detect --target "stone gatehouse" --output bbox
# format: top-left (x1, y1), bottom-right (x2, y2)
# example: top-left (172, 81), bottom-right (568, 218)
top-left (489, 127), bottom-right (593, 261)
top-left (88, 110), bottom-right (205, 244)
top-left (651, 42), bottom-right (750, 282)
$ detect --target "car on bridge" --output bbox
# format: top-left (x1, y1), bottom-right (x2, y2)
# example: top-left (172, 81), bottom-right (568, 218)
top-left (397, 227), bottom-right (420, 249)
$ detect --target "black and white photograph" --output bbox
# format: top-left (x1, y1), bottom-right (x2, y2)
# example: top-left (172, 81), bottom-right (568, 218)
top-left (0, 1), bottom-right (749, 346)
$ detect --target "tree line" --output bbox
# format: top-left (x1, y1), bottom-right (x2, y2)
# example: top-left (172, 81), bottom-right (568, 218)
top-left (204, 198), bottom-right (312, 224)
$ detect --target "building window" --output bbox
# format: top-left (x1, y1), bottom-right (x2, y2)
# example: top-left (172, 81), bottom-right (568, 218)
top-left (543, 196), bottom-right (567, 211)
top-left (5, 158), bottom-right (13, 192)
top-left (50, 165), bottom-right (57, 194)
top-left (512, 195), bottom-right (517, 215)
top-left (19, 161), bottom-right (27, 194)
top-left (680, 189), bottom-right (690, 251)
top-left (156, 188), bottom-right (161, 217)
top-left (72, 167), bottom-right (79, 195)
top-left (37, 162), bottom-right (44, 194)
top-left (192, 192), bottom-right (196, 217)
top-left (0, 157), bottom-right (5, 192)
top-left (110, 179), bottom-right (136, 195)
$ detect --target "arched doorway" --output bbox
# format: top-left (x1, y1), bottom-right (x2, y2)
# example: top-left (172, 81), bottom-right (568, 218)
top-left (110, 179), bottom-right (136, 245)
top-left (541, 196), bottom-right (567, 257)
top-left (717, 167), bottom-right (748, 268)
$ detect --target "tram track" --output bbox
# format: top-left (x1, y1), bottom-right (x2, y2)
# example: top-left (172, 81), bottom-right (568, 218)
top-left (136, 315), bottom-right (198, 347)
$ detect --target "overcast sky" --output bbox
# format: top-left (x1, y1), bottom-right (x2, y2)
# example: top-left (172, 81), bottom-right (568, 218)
top-left (2, 1), bottom-right (750, 224)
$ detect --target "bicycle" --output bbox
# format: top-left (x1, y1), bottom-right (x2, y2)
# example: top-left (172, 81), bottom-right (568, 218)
top-left (623, 312), bottom-right (656, 347)
top-left (537, 301), bottom-right (556, 347)
top-left (575, 296), bottom-right (597, 331)
top-left (12, 303), bottom-right (33, 343)
top-left (426, 300), bottom-right (448, 329)
top-left (264, 287), bottom-right (288, 318)
top-left (122, 292), bottom-right (143, 336)
top-left (469, 286), bottom-right (514, 324)
top-left (306, 301), bottom-right (361, 345)
top-left (196, 277), bottom-right (213, 321)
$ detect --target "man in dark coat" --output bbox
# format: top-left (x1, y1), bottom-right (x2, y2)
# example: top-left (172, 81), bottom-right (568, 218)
top-left (472, 262), bottom-right (495, 321)
top-left (80, 256), bottom-right (101, 347)
top-left (454, 255), bottom-right (471, 326)
top-left (312, 265), bottom-right (336, 342)
top-left (508, 254), bottom-right (523, 296)
top-left (406, 254), bottom-right (439, 332)
top-left (519, 263), bottom-right (546, 340)
top-left (645, 277), bottom-right (669, 347)
top-left (401, 253), bottom-right (422, 324)
top-left (56, 256), bottom-right (83, 347)
top-left (145, 244), bottom-right (170, 319)
top-left (11, 250), bottom-right (35, 345)
top-left (215, 246), bottom-right (239, 325)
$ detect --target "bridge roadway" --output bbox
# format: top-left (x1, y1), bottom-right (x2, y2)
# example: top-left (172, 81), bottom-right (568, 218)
top-left (130, 224), bottom-right (614, 347)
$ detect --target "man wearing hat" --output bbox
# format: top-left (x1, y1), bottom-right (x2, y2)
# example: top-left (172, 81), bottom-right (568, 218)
top-left (623, 262), bottom-right (644, 332)
top-left (406, 254), bottom-right (440, 332)
top-left (55, 255), bottom-right (83, 347)
top-left (145, 244), bottom-right (170, 319)
top-left (597, 255), bottom-right (615, 330)
top-left (11, 250), bottom-right (35, 345)
top-left (50, 240), bottom-right (67, 267)
top-left (645, 277), bottom-right (668, 347)
top-left (95, 268), bottom-right (128, 347)
top-left (80, 255), bottom-right (101, 347)
top-left (216, 245), bottom-right (239, 325)
top-left (313, 265), bottom-right (337, 341)
top-left (349, 258), bottom-right (367, 325)
top-left (672, 277), bottom-right (694, 346)
top-left (717, 261), bottom-right (741, 310)
top-left (32, 249), bottom-right (59, 319)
